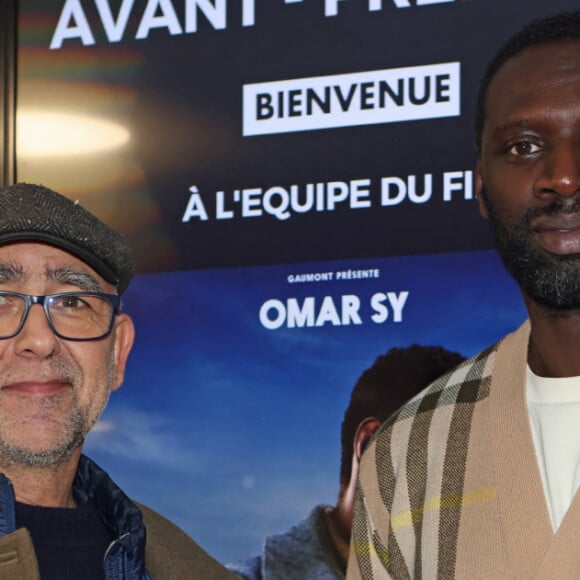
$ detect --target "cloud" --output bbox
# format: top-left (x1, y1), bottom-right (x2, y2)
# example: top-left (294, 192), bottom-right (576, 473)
top-left (85, 406), bottom-right (207, 473)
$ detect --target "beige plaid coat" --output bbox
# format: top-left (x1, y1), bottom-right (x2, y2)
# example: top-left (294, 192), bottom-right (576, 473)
top-left (347, 321), bottom-right (580, 580)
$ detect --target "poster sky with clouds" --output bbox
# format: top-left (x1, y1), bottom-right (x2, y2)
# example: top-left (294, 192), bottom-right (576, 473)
top-left (85, 250), bottom-right (526, 563)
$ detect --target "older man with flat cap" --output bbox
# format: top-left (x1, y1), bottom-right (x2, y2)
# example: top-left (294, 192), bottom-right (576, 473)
top-left (0, 183), bottom-right (234, 579)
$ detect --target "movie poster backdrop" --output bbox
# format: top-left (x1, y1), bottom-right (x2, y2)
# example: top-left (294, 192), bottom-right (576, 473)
top-left (14, 0), bottom-right (574, 565)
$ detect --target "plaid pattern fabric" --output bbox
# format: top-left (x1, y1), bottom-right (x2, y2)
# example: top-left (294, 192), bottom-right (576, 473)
top-left (348, 344), bottom-right (497, 579)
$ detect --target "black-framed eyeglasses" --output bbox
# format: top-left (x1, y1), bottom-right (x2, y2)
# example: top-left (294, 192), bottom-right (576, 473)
top-left (0, 291), bottom-right (121, 341)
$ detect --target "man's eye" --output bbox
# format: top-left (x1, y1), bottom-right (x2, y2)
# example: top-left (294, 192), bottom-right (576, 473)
top-left (55, 296), bottom-right (85, 309)
top-left (0, 295), bottom-right (16, 307)
top-left (508, 141), bottom-right (541, 156)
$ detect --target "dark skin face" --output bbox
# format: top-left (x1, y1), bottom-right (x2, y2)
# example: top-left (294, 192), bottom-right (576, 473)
top-left (476, 39), bottom-right (580, 376)
top-left (478, 39), bottom-right (580, 255)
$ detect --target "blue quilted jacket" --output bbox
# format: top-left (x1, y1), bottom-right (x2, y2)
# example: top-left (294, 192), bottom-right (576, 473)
top-left (0, 454), bottom-right (151, 579)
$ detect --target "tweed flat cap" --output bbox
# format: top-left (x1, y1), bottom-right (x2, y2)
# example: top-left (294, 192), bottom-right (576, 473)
top-left (0, 183), bottom-right (135, 294)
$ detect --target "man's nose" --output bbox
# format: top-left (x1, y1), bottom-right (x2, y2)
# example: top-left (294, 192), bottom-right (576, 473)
top-left (13, 304), bottom-right (59, 358)
top-left (535, 143), bottom-right (580, 199)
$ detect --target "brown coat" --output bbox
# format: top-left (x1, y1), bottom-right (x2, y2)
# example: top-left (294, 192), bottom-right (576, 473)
top-left (0, 502), bottom-right (236, 579)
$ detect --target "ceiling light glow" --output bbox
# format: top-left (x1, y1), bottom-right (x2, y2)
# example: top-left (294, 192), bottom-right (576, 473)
top-left (18, 111), bottom-right (130, 157)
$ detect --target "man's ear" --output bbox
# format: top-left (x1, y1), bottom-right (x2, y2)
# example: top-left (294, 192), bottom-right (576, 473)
top-left (354, 417), bottom-right (382, 462)
top-left (111, 313), bottom-right (135, 392)
top-left (475, 161), bottom-right (489, 219)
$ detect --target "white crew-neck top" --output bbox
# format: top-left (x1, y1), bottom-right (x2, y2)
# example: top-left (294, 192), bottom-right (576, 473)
top-left (526, 365), bottom-right (580, 532)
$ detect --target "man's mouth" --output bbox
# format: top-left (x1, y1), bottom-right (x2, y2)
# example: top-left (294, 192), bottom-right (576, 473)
top-left (2, 381), bottom-right (70, 395)
top-left (531, 214), bottom-right (580, 255)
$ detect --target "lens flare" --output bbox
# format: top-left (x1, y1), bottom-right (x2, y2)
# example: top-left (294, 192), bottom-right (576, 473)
top-left (17, 110), bottom-right (130, 157)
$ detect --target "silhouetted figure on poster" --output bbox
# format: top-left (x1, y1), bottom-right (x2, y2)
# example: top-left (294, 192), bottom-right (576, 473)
top-left (347, 10), bottom-right (580, 580)
top-left (228, 345), bottom-right (464, 579)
